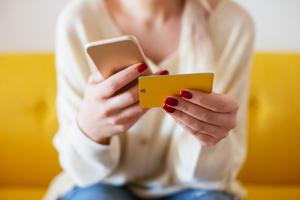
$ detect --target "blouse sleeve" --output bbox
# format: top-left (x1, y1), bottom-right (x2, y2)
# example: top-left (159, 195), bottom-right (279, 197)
top-left (53, 6), bottom-right (121, 187)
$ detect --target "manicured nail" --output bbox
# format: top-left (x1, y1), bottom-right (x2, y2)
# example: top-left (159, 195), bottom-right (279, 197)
top-left (163, 104), bottom-right (176, 113)
top-left (180, 90), bottom-right (192, 99)
top-left (136, 63), bottom-right (148, 73)
top-left (165, 97), bottom-right (178, 107)
top-left (159, 70), bottom-right (169, 75)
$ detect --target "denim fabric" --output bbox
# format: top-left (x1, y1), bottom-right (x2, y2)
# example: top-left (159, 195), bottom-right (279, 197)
top-left (59, 183), bottom-right (234, 200)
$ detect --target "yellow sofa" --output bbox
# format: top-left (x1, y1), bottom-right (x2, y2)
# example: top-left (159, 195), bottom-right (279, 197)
top-left (0, 53), bottom-right (299, 200)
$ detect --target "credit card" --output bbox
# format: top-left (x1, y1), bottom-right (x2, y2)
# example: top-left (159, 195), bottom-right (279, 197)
top-left (138, 73), bottom-right (214, 108)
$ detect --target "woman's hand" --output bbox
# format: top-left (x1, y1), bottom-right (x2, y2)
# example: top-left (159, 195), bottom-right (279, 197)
top-left (77, 63), bottom-right (169, 145)
top-left (162, 89), bottom-right (238, 146)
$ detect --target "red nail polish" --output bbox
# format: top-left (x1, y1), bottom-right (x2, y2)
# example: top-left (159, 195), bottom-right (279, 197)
top-left (136, 63), bottom-right (148, 73)
top-left (165, 97), bottom-right (178, 106)
top-left (163, 104), bottom-right (176, 113)
top-left (180, 90), bottom-right (192, 99)
top-left (159, 70), bottom-right (169, 75)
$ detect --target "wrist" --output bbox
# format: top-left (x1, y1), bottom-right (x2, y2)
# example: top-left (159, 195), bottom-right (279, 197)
top-left (76, 114), bottom-right (111, 145)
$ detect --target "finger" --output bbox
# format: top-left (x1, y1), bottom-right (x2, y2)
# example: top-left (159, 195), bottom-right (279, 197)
top-left (163, 105), bottom-right (228, 139)
top-left (101, 63), bottom-right (148, 98)
top-left (164, 96), bottom-right (236, 128)
top-left (105, 84), bottom-right (140, 114)
top-left (176, 119), bottom-right (218, 146)
top-left (103, 69), bottom-right (168, 114)
top-left (103, 68), bottom-right (168, 109)
top-left (109, 103), bottom-right (146, 127)
top-left (179, 89), bottom-right (238, 113)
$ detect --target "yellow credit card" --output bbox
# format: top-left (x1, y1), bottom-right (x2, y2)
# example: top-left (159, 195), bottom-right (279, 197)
top-left (138, 73), bottom-right (214, 108)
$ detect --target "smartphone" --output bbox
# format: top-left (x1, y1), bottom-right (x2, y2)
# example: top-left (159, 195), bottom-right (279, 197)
top-left (138, 73), bottom-right (214, 108)
top-left (85, 35), bottom-right (151, 79)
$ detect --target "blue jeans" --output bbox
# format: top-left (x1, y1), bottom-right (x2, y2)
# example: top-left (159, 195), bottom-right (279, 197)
top-left (59, 182), bottom-right (234, 200)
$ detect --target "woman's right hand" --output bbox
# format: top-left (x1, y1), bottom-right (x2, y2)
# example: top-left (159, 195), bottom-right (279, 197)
top-left (77, 63), bottom-right (168, 145)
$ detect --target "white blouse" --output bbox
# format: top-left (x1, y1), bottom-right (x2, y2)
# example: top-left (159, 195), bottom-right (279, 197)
top-left (44, 0), bottom-right (255, 199)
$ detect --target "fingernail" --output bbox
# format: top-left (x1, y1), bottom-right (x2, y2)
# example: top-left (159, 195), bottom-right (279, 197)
top-left (163, 104), bottom-right (176, 113)
top-left (136, 63), bottom-right (148, 73)
top-left (159, 70), bottom-right (169, 75)
top-left (165, 97), bottom-right (178, 107)
top-left (180, 90), bottom-right (192, 99)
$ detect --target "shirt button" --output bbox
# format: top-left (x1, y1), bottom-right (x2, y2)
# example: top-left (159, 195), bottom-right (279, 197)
top-left (139, 137), bottom-right (148, 145)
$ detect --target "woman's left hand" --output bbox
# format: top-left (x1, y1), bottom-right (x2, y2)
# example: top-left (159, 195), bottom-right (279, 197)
top-left (163, 89), bottom-right (238, 146)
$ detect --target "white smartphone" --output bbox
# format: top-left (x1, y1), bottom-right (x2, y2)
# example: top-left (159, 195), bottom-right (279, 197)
top-left (85, 35), bottom-right (151, 79)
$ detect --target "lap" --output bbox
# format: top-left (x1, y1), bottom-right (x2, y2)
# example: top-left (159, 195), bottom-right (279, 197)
top-left (59, 182), bottom-right (139, 200)
top-left (59, 182), bottom-right (234, 200)
top-left (165, 189), bottom-right (234, 200)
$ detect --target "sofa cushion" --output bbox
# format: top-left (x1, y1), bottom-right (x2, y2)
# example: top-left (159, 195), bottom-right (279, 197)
top-left (0, 54), bottom-right (60, 186)
top-left (1, 53), bottom-right (300, 197)
top-left (0, 187), bottom-right (46, 200)
top-left (239, 53), bottom-right (300, 184)
top-left (245, 185), bottom-right (300, 200)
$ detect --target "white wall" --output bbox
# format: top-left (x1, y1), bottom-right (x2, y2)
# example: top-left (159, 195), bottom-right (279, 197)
top-left (237, 0), bottom-right (300, 51)
top-left (0, 0), bottom-right (300, 52)
top-left (0, 0), bottom-right (69, 52)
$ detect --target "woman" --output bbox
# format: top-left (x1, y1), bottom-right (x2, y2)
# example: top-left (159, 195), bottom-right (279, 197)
top-left (45, 0), bottom-right (255, 199)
